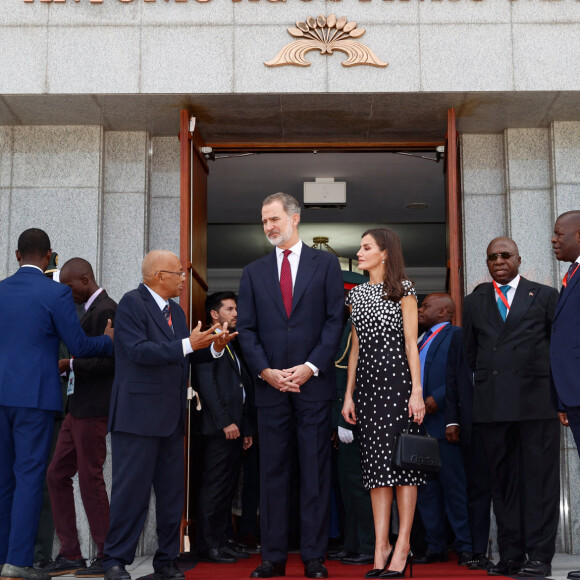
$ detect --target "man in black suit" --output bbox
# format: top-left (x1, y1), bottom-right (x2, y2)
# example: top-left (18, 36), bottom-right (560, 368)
top-left (45, 258), bottom-right (117, 578)
top-left (462, 237), bottom-right (560, 578)
top-left (102, 250), bottom-right (235, 580)
top-left (550, 210), bottom-right (580, 580)
top-left (237, 193), bottom-right (344, 579)
top-left (445, 327), bottom-right (492, 571)
top-left (195, 291), bottom-right (255, 564)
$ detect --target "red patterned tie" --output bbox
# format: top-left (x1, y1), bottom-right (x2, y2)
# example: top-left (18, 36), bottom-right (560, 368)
top-left (280, 249), bottom-right (293, 318)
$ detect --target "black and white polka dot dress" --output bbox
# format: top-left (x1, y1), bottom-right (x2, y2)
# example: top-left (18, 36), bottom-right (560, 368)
top-left (346, 281), bottom-right (425, 490)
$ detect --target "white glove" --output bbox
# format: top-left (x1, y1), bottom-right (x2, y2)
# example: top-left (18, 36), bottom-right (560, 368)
top-left (338, 426), bottom-right (354, 444)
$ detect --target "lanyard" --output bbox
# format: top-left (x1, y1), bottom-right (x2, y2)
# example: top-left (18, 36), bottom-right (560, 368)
top-left (562, 263), bottom-right (580, 288)
top-left (419, 324), bottom-right (447, 352)
top-left (493, 280), bottom-right (510, 311)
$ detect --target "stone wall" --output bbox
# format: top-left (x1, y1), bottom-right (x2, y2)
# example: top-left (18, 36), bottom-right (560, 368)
top-left (1, 0), bottom-right (580, 95)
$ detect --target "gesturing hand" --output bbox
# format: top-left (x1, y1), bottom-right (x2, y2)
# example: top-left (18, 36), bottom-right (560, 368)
top-left (189, 321), bottom-right (220, 351)
top-left (212, 322), bottom-right (239, 353)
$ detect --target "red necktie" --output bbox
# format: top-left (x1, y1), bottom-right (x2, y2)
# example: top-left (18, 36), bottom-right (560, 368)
top-left (280, 249), bottom-right (293, 318)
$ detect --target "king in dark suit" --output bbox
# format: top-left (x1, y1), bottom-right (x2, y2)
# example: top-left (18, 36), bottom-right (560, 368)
top-left (102, 250), bottom-right (235, 580)
top-left (195, 291), bottom-right (255, 564)
top-left (462, 237), bottom-right (560, 579)
top-left (550, 210), bottom-right (580, 580)
top-left (0, 229), bottom-right (113, 580)
top-left (237, 193), bottom-right (344, 579)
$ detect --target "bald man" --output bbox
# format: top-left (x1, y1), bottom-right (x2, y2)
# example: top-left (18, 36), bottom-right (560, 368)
top-left (102, 251), bottom-right (235, 580)
top-left (463, 237), bottom-right (559, 578)
top-left (45, 258), bottom-right (117, 577)
top-left (415, 294), bottom-right (473, 566)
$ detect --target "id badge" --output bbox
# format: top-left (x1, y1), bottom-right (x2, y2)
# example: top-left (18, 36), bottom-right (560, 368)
top-left (67, 370), bottom-right (75, 396)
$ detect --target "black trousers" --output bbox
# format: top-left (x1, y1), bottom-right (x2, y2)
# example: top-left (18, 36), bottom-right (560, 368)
top-left (197, 435), bottom-right (243, 552)
top-left (479, 419), bottom-right (560, 563)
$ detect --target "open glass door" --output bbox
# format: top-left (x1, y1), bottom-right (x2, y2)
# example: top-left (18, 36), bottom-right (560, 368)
top-left (178, 109), bottom-right (209, 553)
top-left (445, 108), bottom-right (463, 325)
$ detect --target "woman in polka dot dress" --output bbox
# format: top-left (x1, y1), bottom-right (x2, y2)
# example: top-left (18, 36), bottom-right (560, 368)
top-left (342, 228), bottom-right (425, 579)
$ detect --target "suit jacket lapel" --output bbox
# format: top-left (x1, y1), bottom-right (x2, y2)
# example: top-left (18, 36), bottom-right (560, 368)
top-left (554, 265), bottom-right (580, 321)
top-left (292, 245), bottom-right (317, 314)
top-left (258, 251), bottom-right (288, 320)
top-left (139, 284), bottom-right (175, 340)
top-left (478, 284), bottom-right (505, 332)
top-left (80, 290), bottom-right (107, 328)
top-left (498, 277), bottom-right (536, 340)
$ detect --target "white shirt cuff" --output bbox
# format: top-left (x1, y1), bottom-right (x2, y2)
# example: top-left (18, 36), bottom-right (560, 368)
top-left (182, 338), bottom-right (193, 356)
top-left (305, 361), bottom-right (319, 376)
top-left (445, 423), bottom-right (460, 428)
top-left (210, 344), bottom-right (224, 358)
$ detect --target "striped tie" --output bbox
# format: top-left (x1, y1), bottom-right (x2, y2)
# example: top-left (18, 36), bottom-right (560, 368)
top-left (280, 249), bottom-right (293, 318)
top-left (163, 304), bottom-right (174, 334)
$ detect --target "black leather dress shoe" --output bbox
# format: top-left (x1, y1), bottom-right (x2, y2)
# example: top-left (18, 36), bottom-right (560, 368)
top-left (328, 549), bottom-right (352, 561)
top-left (198, 548), bottom-right (236, 564)
top-left (415, 550), bottom-right (448, 564)
top-left (304, 559), bottom-right (328, 579)
top-left (467, 554), bottom-right (492, 570)
top-left (250, 561), bottom-right (286, 578)
top-left (44, 556), bottom-right (87, 576)
top-left (457, 551), bottom-right (473, 566)
top-left (341, 553), bottom-right (374, 565)
top-left (516, 560), bottom-right (551, 577)
top-left (568, 571), bottom-right (580, 579)
top-left (33, 559), bottom-right (54, 571)
top-left (154, 562), bottom-right (185, 580)
top-left (228, 539), bottom-right (250, 552)
top-left (487, 559), bottom-right (525, 576)
top-left (104, 565), bottom-right (131, 580)
top-left (221, 545), bottom-right (250, 560)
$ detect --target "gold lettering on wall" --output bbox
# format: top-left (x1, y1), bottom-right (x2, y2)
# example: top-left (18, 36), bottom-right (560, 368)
top-left (265, 14), bottom-right (388, 68)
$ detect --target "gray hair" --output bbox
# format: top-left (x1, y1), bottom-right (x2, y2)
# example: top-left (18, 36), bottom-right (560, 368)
top-left (262, 192), bottom-right (301, 218)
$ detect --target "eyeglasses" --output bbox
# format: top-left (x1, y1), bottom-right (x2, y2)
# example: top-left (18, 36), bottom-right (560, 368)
top-left (157, 270), bottom-right (187, 278)
top-left (486, 252), bottom-right (517, 262)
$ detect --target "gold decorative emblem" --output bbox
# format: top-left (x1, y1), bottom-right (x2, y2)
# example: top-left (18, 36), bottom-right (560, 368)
top-left (265, 14), bottom-right (388, 69)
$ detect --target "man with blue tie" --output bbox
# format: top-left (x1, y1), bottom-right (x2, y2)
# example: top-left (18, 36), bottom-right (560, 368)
top-left (237, 193), bottom-right (344, 579)
top-left (0, 228), bottom-right (114, 580)
top-left (462, 237), bottom-right (560, 578)
top-left (550, 210), bottom-right (580, 580)
top-left (414, 293), bottom-right (473, 567)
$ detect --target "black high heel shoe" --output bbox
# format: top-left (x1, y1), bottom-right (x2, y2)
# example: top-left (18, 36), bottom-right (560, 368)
top-left (364, 548), bottom-right (395, 578)
top-left (378, 551), bottom-right (414, 579)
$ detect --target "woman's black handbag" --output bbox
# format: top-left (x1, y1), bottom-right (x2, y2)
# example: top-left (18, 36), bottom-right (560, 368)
top-left (392, 420), bottom-right (441, 473)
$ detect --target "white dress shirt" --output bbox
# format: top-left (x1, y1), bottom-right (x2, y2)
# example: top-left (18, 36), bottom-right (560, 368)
top-left (144, 285), bottom-right (222, 359)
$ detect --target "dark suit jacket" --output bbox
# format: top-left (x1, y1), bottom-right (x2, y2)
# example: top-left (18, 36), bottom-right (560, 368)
top-left (445, 328), bottom-right (475, 445)
top-left (237, 244), bottom-right (345, 407)
top-left (463, 276), bottom-right (558, 423)
top-left (0, 267), bottom-right (112, 412)
top-left (68, 290), bottom-right (117, 418)
top-left (551, 263), bottom-right (580, 408)
top-left (108, 283), bottom-right (212, 437)
top-left (195, 340), bottom-right (255, 437)
top-left (422, 323), bottom-right (457, 439)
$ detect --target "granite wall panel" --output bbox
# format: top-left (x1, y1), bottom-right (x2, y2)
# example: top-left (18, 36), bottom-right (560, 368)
top-left (0, 126), bottom-right (13, 188)
top-left (150, 137), bottom-right (180, 199)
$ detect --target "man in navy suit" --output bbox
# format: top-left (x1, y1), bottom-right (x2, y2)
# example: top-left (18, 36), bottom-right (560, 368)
top-left (237, 193), bottom-right (344, 579)
top-left (414, 294), bottom-right (472, 566)
top-left (550, 210), bottom-right (580, 580)
top-left (0, 229), bottom-right (113, 580)
top-left (102, 250), bottom-right (234, 580)
top-left (445, 323), bottom-right (492, 572)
